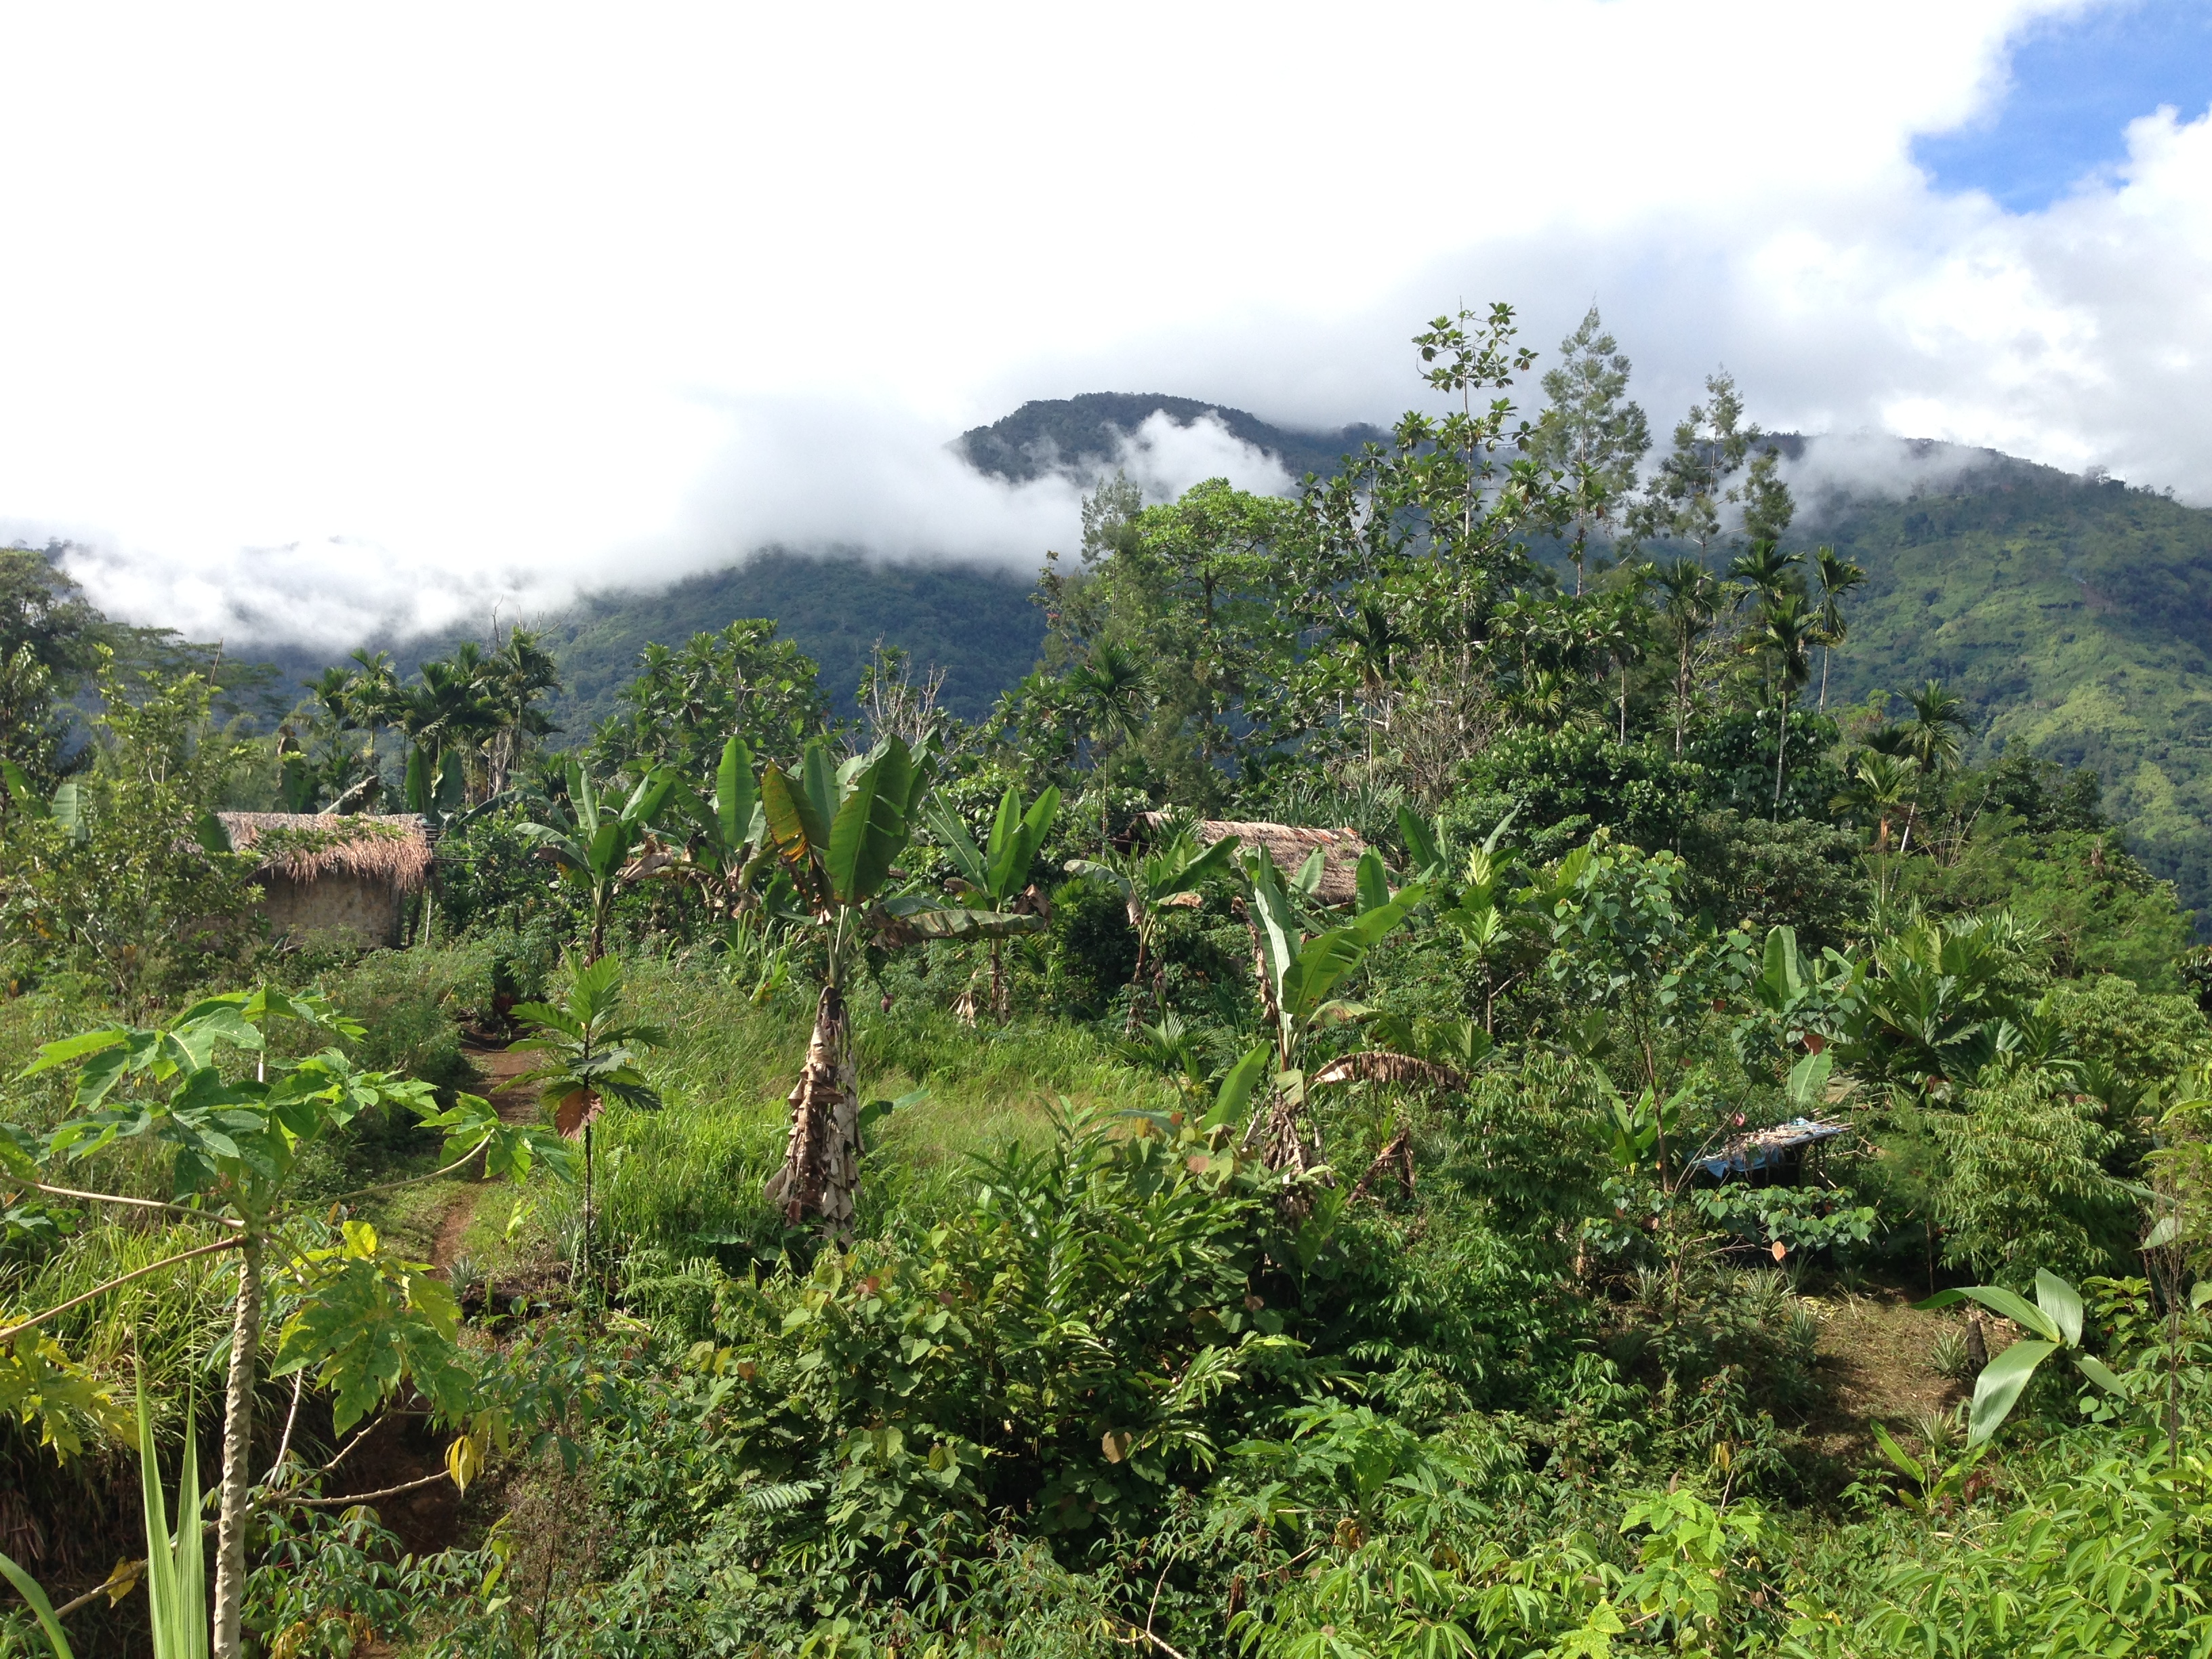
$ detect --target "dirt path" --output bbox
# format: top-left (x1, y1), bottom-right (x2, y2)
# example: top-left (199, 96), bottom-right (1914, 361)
top-left (430, 1042), bottom-right (539, 1270)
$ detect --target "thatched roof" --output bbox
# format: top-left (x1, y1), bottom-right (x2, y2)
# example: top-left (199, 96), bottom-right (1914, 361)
top-left (216, 813), bottom-right (432, 893)
top-left (1132, 814), bottom-right (1372, 905)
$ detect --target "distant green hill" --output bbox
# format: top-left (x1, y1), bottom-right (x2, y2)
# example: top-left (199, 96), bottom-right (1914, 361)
top-left (1805, 448), bottom-right (2212, 916)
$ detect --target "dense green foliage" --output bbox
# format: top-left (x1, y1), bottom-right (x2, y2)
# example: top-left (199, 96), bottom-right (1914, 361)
top-left (9, 304), bottom-right (2212, 1658)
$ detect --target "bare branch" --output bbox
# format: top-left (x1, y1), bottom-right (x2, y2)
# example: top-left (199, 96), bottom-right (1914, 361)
top-left (273, 1469), bottom-right (453, 1509)
top-left (0, 1234), bottom-right (245, 1343)
top-left (30, 1183), bottom-right (245, 1228)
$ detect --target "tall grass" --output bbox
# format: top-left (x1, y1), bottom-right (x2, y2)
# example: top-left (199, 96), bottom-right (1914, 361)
top-left (594, 957), bottom-right (1178, 1258)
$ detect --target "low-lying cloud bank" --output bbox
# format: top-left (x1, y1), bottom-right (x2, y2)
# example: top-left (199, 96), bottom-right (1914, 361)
top-left (33, 407), bottom-right (1297, 651)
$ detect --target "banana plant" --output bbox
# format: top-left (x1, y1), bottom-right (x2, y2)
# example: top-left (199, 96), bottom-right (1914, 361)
top-left (517, 760), bottom-right (679, 961)
top-left (672, 735), bottom-right (769, 916)
top-left (1918, 1269), bottom-right (2125, 1445)
top-left (1239, 844), bottom-right (1432, 1177)
top-left (1065, 824), bottom-right (1238, 1033)
top-left (922, 783), bottom-right (1059, 1020)
top-left (509, 955), bottom-right (665, 1288)
top-left (758, 736), bottom-right (1043, 1232)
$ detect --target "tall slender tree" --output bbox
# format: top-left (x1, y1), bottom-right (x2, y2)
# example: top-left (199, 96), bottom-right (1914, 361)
top-left (1809, 548), bottom-right (1866, 711)
top-left (1530, 306), bottom-right (1650, 594)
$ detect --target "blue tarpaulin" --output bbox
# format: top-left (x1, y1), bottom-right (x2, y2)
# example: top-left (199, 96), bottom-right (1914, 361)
top-left (1696, 1117), bottom-right (1849, 1179)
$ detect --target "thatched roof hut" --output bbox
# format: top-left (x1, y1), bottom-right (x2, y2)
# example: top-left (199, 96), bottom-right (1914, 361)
top-left (1132, 813), bottom-right (1372, 905)
top-left (217, 813), bottom-right (430, 948)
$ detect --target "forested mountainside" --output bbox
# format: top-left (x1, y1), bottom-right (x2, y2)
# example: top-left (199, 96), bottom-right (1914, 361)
top-left (1804, 451), bottom-right (2212, 915)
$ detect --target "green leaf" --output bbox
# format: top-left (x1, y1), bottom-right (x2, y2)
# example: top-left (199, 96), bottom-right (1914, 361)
top-left (1967, 1338), bottom-right (2057, 1445)
top-left (48, 780), bottom-right (83, 843)
top-left (800, 741), bottom-right (840, 839)
top-left (625, 766), bottom-right (678, 828)
top-left (0, 1547), bottom-right (75, 1659)
top-left (2074, 1353), bottom-right (2127, 1395)
top-left (714, 737), bottom-right (756, 856)
top-left (1917, 1284), bottom-right (2063, 1345)
top-left (1396, 805), bottom-right (1441, 876)
top-left (20, 1026), bottom-right (132, 1079)
top-left (1204, 1044), bottom-right (1273, 1131)
top-left (1784, 1049), bottom-right (1832, 1111)
top-left (2033, 1269), bottom-right (2085, 1348)
top-left (0, 760), bottom-right (45, 817)
top-left (1870, 1420), bottom-right (1924, 1484)
top-left (922, 792), bottom-right (987, 890)
top-left (825, 739), bottom-right (913, 906)
top-left (761, 762), bottom-right (827, 872)
top-left (2193, 1282), bottom-right (2212, 1311)
top-left (1354, 848), bottom-right (1391, 916)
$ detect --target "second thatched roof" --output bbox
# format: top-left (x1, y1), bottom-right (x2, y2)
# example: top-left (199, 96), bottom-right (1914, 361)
top-left (216, 813), bottom-right (432, 893)
top-left (1132, 813), bottom-right (1372, 905)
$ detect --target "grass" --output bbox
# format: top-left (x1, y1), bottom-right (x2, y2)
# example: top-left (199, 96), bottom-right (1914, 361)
top-left (595, 956), bottom-right (1179, 1261)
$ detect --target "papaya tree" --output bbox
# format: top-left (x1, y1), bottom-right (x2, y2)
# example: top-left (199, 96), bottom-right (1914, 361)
top-left (922, 783), bottom-right (1059, 1020)
top-left (1, 989), bottom-right (567, 1659)
top-left (758, 736), bottom-right (1042, 1232)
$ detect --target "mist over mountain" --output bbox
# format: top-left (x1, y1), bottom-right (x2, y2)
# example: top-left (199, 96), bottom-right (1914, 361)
top-left (240, 394), bottom-right (2212, 918)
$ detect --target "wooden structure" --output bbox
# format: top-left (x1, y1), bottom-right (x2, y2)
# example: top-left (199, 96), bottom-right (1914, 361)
top-left (217, 813), bottom-right (431, 949)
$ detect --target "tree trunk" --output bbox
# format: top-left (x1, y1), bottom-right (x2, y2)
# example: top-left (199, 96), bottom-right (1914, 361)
top-left (1772, 692), bottom-right (1790, 817)
top-left (764, 984), bottom-right (860, 1235)
top-left (1964, 1310), bottom-right (1989, 1378)
top-left (211, 1232), bottom-right (262, 1658)
top-left (1125, 919), bottom-right (1151, 1036)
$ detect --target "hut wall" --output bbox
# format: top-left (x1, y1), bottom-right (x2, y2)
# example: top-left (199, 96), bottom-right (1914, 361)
top-left (254, 872), bottom-right (406, 949)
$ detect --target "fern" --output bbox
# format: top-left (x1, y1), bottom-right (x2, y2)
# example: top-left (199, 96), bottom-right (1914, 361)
top-left (737, 1479), bottom-right (822, 1515)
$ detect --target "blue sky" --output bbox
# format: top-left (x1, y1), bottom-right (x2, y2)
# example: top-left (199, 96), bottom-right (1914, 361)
top-left (1915, 0), bottom-right (2212, 209)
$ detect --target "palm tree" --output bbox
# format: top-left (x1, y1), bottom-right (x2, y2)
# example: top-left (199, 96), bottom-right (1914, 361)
top-left (1336, 602), bottom-right (1405, 768)
top-left (1727, 538), bottom-right (1803, 612)
top-left (1751, 593), bottom-right (1817, 814)
top-left (1811, 548), bottom-right (1866, 711)
top-left (1651, 558), bottom-right (1719, 756)
top-left (485, 627), bottom-right (560, 795)
top-left (1841, 751), bottom-right (1921, 854)
top-left (1904, 680), bottom-right (1971, 776)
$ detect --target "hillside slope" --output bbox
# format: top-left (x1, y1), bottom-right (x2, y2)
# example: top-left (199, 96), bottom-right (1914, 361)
top-left (1809, 452), bottom-right (2212, 912)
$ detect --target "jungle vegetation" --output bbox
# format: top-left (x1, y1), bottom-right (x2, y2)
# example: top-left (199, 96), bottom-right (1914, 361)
top-left (4, 304), bottom-right (2212, 1657)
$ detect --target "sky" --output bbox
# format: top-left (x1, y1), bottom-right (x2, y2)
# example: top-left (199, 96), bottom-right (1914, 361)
top-left (1, 1), bottom-right (2208, 647)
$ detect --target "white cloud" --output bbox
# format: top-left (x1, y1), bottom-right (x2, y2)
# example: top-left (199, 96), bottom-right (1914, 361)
top-left (0, 1), bottom-right (2205, 646)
